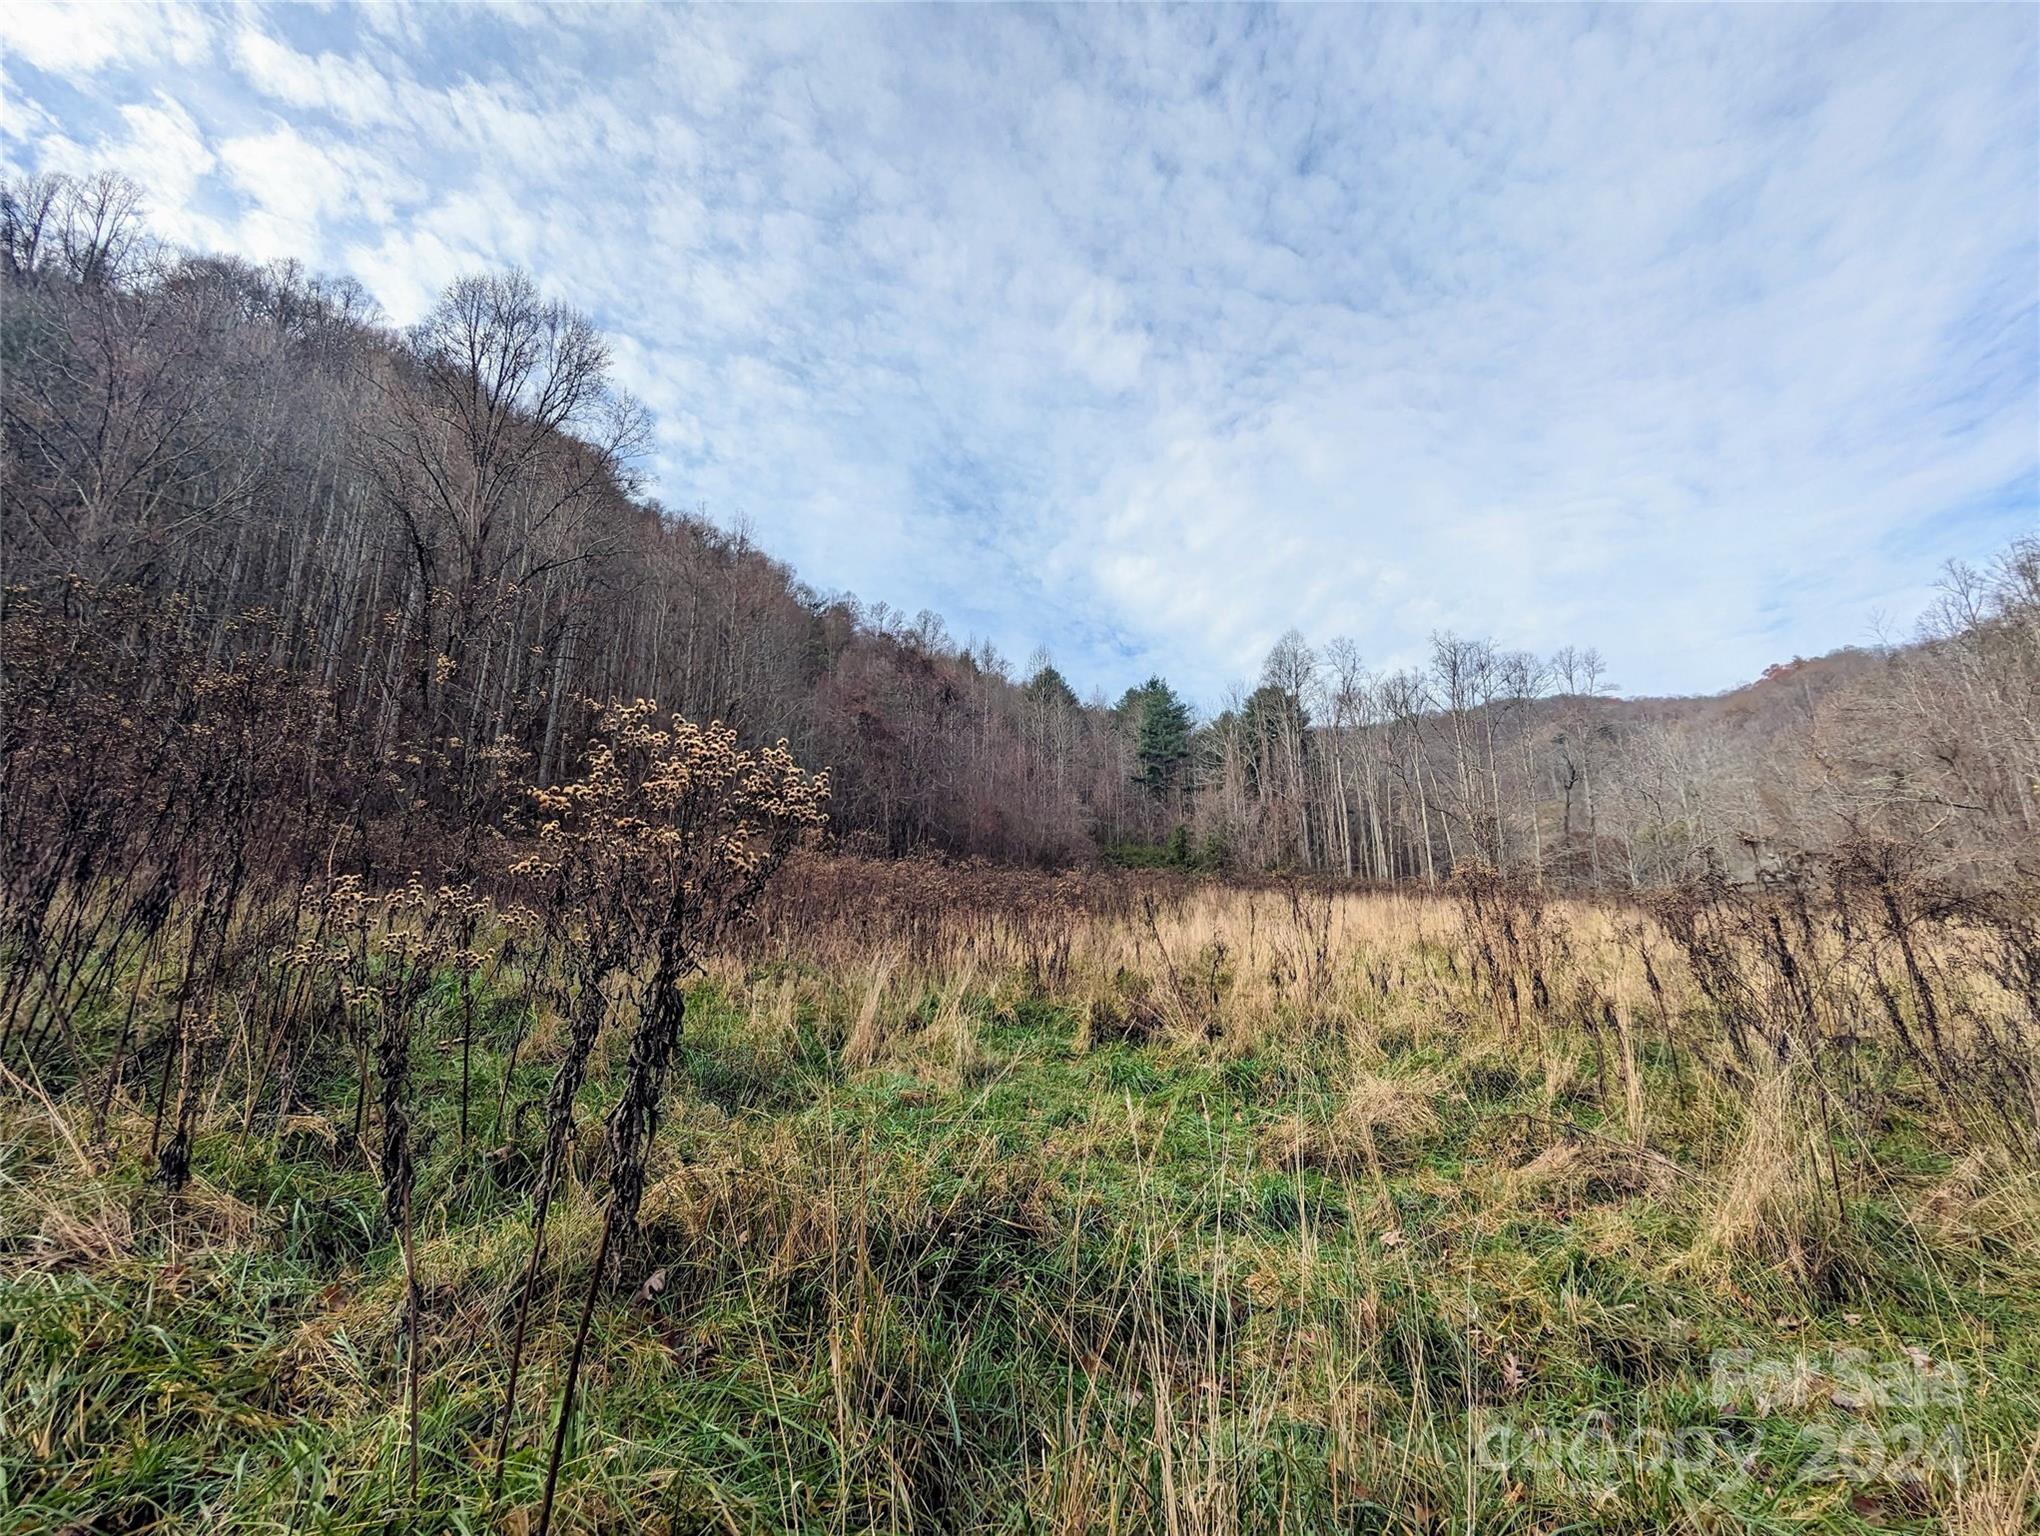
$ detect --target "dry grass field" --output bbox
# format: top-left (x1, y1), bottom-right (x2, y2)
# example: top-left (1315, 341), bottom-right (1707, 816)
top-left (3, 854), bottom-right (2037, 1534)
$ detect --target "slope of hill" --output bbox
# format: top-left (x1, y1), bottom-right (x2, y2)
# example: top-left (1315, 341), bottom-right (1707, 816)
top-left (4, 169), bottom-right (2034, 889)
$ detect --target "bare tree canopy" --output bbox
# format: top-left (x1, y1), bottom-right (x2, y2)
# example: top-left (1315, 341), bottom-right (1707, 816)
top-left (3, 167), bottom-right (2033, 886)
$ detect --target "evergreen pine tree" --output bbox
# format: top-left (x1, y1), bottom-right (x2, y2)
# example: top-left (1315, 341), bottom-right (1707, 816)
top-left (1024, 663), bottom-right (1081, 714)
top-left (1131, 676), bottom-right (1191, 800)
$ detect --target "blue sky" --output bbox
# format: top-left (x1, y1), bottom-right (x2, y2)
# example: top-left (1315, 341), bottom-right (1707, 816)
top-left (5, 2), bottom-right (2035, 705)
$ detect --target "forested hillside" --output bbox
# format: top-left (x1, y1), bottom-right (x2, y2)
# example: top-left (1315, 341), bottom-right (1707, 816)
top-left (5, 170), bottom-right (2035, 886)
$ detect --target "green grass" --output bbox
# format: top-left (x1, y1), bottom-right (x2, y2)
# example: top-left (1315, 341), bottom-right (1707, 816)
top-left (3, 961), bottom-right (2036, 1534)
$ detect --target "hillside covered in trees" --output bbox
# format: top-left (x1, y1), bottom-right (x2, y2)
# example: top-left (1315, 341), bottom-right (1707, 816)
top-left (5, 170), bottom-right (2035, 888)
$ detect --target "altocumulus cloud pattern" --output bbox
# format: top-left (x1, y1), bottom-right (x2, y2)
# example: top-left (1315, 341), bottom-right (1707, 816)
top-left (5, 1), bottom-right (2034, 701)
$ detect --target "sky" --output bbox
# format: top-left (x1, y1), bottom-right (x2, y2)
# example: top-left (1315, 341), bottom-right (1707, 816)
top-left (4, 2), bottom-right (2036, 706)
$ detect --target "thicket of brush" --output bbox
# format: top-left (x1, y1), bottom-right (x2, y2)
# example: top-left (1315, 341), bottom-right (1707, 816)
top-left (4, 580), bottom-right (2038, 1533)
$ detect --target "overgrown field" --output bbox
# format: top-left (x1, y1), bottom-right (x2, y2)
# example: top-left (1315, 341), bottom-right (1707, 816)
top-left (3, 857), bottom-right (2038, 1535)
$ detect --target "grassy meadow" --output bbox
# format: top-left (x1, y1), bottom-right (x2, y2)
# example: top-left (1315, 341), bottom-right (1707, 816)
top-left (2, 861), bottom-right (2037, 1534)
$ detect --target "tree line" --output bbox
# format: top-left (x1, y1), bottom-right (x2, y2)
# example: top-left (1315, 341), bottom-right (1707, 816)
top-left (1137, 595), bottom-right (2034, 889)
top-left (5, 169), bottom-right (2033, 887)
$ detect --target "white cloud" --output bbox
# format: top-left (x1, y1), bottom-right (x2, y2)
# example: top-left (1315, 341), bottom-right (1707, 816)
top-left (0, 1), bottom-right (211, 79)
top-left (217, 123), bottom-right (421, 262)
top-left (231, 22), bottom-right (403, 128)
top-left (7, 2), bottom-right (2034, 701)
top-left (341, 223), bottom-right (474, 328)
